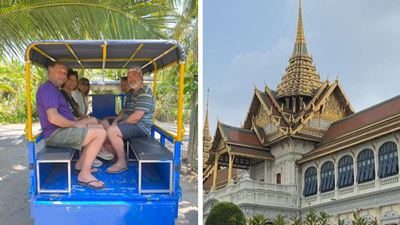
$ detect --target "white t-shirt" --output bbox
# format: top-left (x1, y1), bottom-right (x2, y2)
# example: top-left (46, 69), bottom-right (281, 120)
top-left (71, 90), bottom-right (88, 116)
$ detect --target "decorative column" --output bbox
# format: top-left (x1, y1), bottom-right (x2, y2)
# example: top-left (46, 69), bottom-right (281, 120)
top-left (373, 146), bottom-right (379, 182)
top-left (316, 162), bottom-right (321, 202)
top-left (227, 154), bottom-right (234, 184)
top-left (334, 158), bottom-right (339, 198)
top-left (394, 133), bottom-right (400, 186)
top-left (212, 152), bottom-right (220, 191)
top-left (353, 153), bottom-right (358, 193)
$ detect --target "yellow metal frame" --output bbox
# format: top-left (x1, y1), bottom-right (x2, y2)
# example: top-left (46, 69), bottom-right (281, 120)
top-left (24, 41), bottom-right (185, 142)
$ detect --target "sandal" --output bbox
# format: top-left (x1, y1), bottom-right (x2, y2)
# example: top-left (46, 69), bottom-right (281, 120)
top-left (78, 180), bottom-right (105, 190)
top-left (106, 166), bottom-right (128, 174)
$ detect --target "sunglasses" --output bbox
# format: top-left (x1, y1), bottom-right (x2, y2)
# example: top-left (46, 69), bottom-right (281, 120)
top-left (80, 82), bottom-right (90, 86)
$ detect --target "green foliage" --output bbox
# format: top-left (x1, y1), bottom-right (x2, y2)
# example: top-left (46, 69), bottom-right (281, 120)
top-left (288, 209), bottom-right (330, 225)
top-left (351, 211), bottom-right (379, 225)
top-left (242, 210), bottom-right (381, 225)
top-left (305, 209), bottom-right (320, 225)
top-left (205, 202), bottom-right (246, 225)
top-left (247, 215), bottom-right (269, 225)
top-left (0, 0), bottom-right (198, 125)
top-left (290, 215), bottom-right (302, 225)
top-left (318, 211), bottom-right (329, 225)
top-left (0, 0), bottom-right (178, 58)
top-left (0, 57), bottom-right (45, 123)
top-left (274, 215), bottom-right (286, 225)
top-left (155, 61), bottom-right (197, 123)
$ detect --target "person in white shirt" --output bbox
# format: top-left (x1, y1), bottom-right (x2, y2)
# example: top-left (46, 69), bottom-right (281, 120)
top-left (72, 77), bottom-right (90, 117)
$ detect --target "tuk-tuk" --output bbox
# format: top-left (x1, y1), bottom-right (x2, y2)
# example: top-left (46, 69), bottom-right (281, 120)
top-left (24, 40), bottom-right (185, 225)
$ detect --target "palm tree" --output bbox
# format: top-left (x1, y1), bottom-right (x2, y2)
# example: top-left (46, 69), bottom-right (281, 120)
top-left (166, 0), bottom-right (198, 164)
top-left (318, 211), bottom-right (329, 225)
top-left (305, 209), bottom-right (319, 225)
top-left (0, 0), bottom-right (178, 58)
top-left (290, 215), bottom-right (303, 225)
top-left (274, 215), bottom-right (286, 225)
top-left (247, 215), bottom-right (269, 225)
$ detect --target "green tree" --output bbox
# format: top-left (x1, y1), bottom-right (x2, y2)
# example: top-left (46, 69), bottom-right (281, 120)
top-left (274, 215), bottom-right (286, 225)
top-left (338, 212), bottom-right (380, 225)
top-left (248, 215), bottom-right (269, 225)
top-left (352, 212), bottom-right (368, 225)
top-left (290, 215), bottom-right (303, 225)
top-left (0, 57), bottom-right (44, 122)
top-left (0, 0), bottom-right (177, 58)
top-left (305, 209), bottom-right (320, 225)
top-left (205, 202), bottom-right (246, 225)
top-left (318, 211), bottom-right (329, 225)
top-left (0, 0), bottom-right (198, 124)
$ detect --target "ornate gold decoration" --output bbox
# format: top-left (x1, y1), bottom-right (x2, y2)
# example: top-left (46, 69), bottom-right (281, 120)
top-left (276, 0), bottom-right (322, 98)
top-left (203, 92), bottom-right (212, 167)
top-left (255, 106), bottom-right (271, 127)
top-left (321, 94), bottom-right (345, 121)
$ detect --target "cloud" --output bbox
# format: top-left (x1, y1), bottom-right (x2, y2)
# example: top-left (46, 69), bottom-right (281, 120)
top-left (204, 0), bottom-right (400, 134)
top-left (207, 38), bottom-right (292, 132)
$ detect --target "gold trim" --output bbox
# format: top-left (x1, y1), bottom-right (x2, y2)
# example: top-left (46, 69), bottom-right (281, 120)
top-left (65, 44), bottom-right (84, 69)
top-left (102, 41), bottom-right (107, 69)
top-left (122, 44), bottom-right (144, 68)
top-left (141, 45), bottom-right (178, 69)
top-left (226, 141), bottom-right (268, 151)
top-left (32, 46), bottom-right (56, 62)
top-left (57, 57), bottom-right (153, 62)
top-left (231, 152), bottom-right (273, 160)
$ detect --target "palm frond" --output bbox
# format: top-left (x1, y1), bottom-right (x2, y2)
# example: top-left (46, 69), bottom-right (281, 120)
top-left (0, 0), bottom-right (179, 59)
top-left (0, 83), bottom-right (15, 92)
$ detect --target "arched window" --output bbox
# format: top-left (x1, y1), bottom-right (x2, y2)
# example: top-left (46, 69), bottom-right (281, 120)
top-left (357, 149), bottom-right (375, 183)
top-left (320, 161), bottom-right (335, 193)
top-left (303, 167), bottom-right (317, 197)
top-left (338, 155), bottom-right (354, 188)
top-left (379, 142), bottom-right (399, 178)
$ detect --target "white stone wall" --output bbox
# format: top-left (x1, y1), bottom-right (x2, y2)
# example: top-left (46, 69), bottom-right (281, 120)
top-left (300, 132), bottom-right (400, 204)
top-left (205, 132), bottom-right (400, 224)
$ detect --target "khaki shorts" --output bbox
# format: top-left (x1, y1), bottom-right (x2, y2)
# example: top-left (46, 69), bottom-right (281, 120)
top-left (45, 127), bottom-right (88, 150)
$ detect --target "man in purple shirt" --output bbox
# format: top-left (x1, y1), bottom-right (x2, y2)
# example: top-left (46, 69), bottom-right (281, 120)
top-left (36, 62), bottom-right (106, 190)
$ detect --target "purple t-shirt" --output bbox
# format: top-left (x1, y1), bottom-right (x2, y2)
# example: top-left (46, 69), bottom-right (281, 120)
top-left (36, 80), bottom-right (74, 138)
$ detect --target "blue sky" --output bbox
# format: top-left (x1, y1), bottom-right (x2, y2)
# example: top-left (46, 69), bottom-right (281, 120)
top-left (204, 0), bottom-right (400, 133)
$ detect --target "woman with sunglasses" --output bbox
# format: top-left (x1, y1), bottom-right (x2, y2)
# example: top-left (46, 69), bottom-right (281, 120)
top-left (72, 77), bottom-right (90, 117)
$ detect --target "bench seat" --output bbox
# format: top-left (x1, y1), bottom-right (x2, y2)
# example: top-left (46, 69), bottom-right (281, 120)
top-left (36, 146), bottom-right (75, 193)
top-left (129, 136), bottom-right (173, 161)
top-left (128, 136), bottom-right (173, 194)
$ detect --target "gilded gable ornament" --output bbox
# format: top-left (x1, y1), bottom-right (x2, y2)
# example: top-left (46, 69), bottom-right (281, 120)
top-left (322, 95), bottom-right (345, 120)
top-left (255, 106), bottom-right (271, 127)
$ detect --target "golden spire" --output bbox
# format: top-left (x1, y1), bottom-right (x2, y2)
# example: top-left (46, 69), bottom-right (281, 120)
top-left (296, 0), bottom-right (305, 44)
top-left (204, 89), bottom-right (210, 134)
top-left (276, 0), bottom-right (322, 100)
top-left (203, 89), bottom-right (212, 167)
top-left (293, 0), bottom-right (308, 55)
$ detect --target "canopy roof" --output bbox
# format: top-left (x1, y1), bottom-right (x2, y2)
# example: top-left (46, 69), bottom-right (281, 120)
top-left (25, 40), bottom-right (185, 74)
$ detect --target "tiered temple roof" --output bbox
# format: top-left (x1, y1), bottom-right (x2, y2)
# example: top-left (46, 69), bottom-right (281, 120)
top-left (298, 95), bottom-right (400, 163)
top-left (203, 0), bottom-right (400, 191)
top-left (276, 0), bottom-right (322, 99)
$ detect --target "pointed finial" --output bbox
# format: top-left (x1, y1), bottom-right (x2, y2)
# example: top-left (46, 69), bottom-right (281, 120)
top-left (292, 0), bottom-right (308, 56)
top-left (296, 0), bottom-right (306, 44)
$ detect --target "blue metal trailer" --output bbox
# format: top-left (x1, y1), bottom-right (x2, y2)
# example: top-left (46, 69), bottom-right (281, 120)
top-left (24, 40), bottom-right (186, 225)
